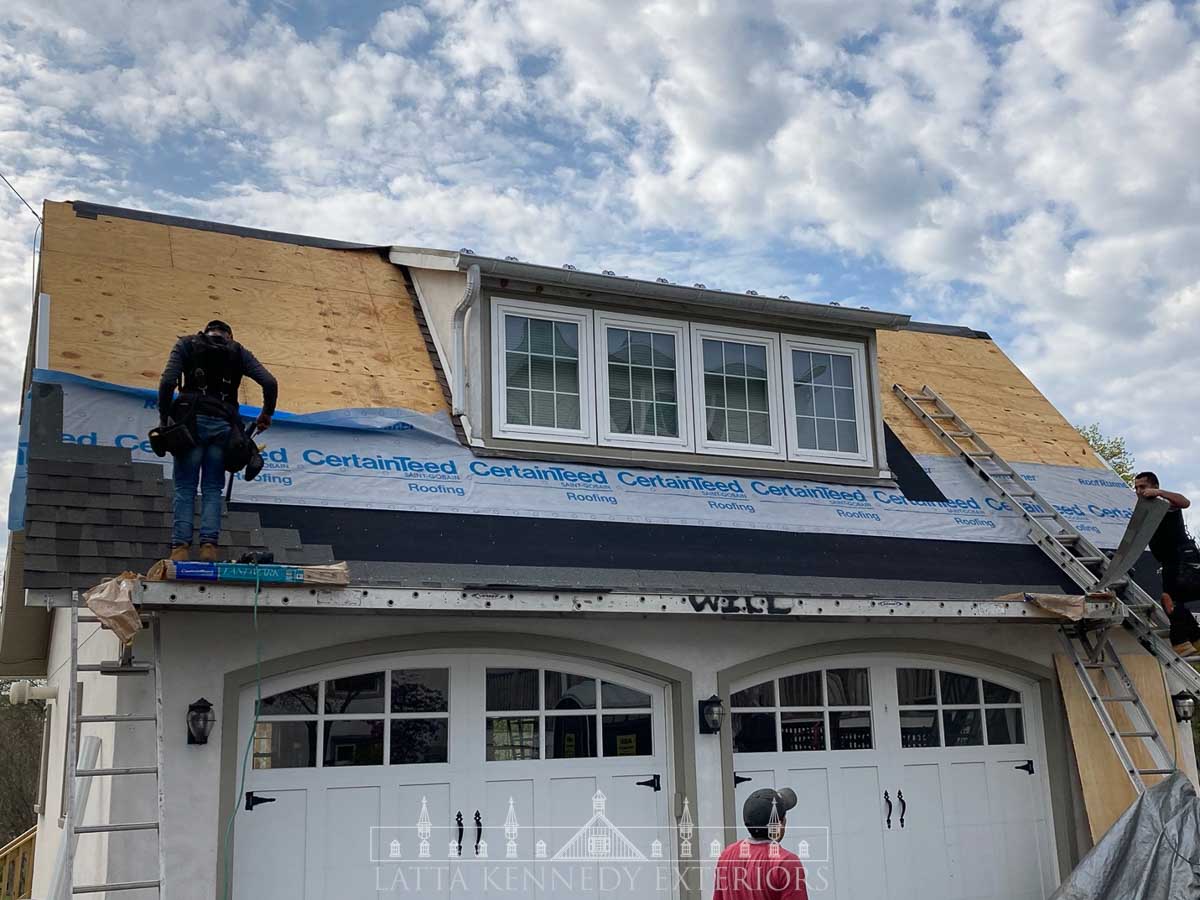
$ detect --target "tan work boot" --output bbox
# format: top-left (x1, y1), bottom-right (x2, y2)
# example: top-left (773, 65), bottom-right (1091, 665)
top-left (169, 544), bottom-right (190, 562)
top-left (199, 543), bottom-right (220, 563)
top-left (1173, 643), bottom-right (1194, 656)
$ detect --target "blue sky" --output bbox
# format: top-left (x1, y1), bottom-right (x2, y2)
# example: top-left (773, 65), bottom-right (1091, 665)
top-left (0, 0), bottom-right (1197, 554)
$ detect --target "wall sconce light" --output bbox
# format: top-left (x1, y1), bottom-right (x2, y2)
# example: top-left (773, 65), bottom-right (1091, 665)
top-left (1172, 691), bottom-right (1196, 723)
top-left (187, 698), bottom-right (216, 745)
top-left (699, 695), bottom-right (725, 734)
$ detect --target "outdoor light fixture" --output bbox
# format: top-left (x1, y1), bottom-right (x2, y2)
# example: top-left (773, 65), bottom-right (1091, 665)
top-left (699, 695), bottom-right (726, 734)
top-left (1172, 691), bottom-right (1196, 723)
top-left (187, 698), bottom-right (216, 745)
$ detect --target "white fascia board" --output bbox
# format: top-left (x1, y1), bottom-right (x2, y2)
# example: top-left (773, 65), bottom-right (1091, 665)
top-left (389, 246), bottom-right (461, 271)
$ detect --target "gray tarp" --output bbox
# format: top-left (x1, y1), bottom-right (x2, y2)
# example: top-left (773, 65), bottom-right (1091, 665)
top-left (1052, 772), bottom-right (1200, 899)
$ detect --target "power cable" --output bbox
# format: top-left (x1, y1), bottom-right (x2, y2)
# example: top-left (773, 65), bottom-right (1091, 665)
top-left (0, 169), bottom-right (42, 224)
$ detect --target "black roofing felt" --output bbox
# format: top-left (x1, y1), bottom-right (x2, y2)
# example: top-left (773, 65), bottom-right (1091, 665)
top-left (885, 423), bottom-right (945, 502)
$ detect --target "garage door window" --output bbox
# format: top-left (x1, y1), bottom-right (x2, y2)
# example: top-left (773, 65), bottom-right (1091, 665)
top-left (731, 668), bottom-right (873, 753)
top-left (486, 667), bottom-right (654, 761)
top-left (897, 668), bottom-right (1024, 748)
top-left (253, 668), bottom-right (450, 769)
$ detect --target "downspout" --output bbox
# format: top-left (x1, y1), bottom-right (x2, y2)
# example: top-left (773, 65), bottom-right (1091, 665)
top-left (451, 263), bottom-right (481, 417)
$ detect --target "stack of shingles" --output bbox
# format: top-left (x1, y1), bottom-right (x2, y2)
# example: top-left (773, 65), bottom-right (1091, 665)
top-left (20, 382), bottom-right (334, 594)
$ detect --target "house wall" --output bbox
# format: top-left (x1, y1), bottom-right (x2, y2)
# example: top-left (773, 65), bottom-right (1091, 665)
top-left (33, 609), bottom-right (1159, 900)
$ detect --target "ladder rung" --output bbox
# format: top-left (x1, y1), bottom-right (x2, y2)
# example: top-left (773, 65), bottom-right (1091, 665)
top-left (74, 880), bottom-right (161, 893)
top-left (1119, 730), bottom-right (1158, 738)
top-left (1073, 555), bottom-right (1106, 564)
top-left (927, 412), bottom-right (955, 419)
top-left (1136, 768), bottom-right (1175, 776)
top-left (77, 615), bottom-right (151, 625)
top-left (77, 766), bottom-right (157, 777)
top-left (1101, 695), bottom-right (1138, 703)
top-left (75, 821), bottom-right (158, 834)
top-left (1082, 662), bottom-right (1117, 669)
top-left (966, 451), bottom-right (994, 458)
top-left (78, 714), bottom-right (156, 724)
top-left (946, 430), bottom-right (971, 437)
top-left (77, 663), bottom-right (152, 675)
top-left (1031, 511), bottom-right (1059, 518)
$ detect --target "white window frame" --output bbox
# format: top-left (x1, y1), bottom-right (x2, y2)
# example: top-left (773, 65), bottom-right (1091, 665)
top-left (781, 334), bottom-right (874, 467)
top-left (491, 297), bottom-right (596, 445)
top-left (689, 323), bottom-right (785, 460)
top-left (594, 311), bottom-right (694, 452)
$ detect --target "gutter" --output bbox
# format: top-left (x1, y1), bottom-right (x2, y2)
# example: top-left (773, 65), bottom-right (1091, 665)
top-left (451, 264), bottom-right (481, 416)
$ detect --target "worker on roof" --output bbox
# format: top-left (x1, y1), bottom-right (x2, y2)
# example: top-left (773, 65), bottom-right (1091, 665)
top-left (1134, 473), bottom-right (1200, 655)
top-left (156, 320), bottom-right (277, 563)
top-left (712, 788), bottom-right (808, 900)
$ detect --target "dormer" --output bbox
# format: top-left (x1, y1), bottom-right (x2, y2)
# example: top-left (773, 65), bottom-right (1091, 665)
top-left (393, 249), bottom-right (910, 484)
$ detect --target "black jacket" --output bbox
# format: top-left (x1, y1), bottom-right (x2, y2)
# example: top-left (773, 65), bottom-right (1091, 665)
top-left (158, 334), bottom-right (278, 424)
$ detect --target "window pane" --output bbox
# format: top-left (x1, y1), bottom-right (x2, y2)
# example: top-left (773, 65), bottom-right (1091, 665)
top-left (940, 672), bottom-right (980, 705)
top-left (631, 400), bottom-right (654, 435)
top-left (795, 383), bottom-right (814, 416)
top-left (797, 416), bottom-right (817, 449)
top-left (726, 377), bottom-right (747, 410)
top-left (779, 672), bottom-right (822, 707)
top-left (836, 421), bottom-right (859, 454)
top-left (942, 709), bottom-right (983, 746)
top-left (556, 394), bottom-right (580, 429)
top-left (707, 410), bottom-right (728, 442)
top-left (253, 721), bottom-right (316, 769)
top-left (831, 354), bottom-right (854, 387)
top-left (986, 708), bottom-right (1025, 745)
top-left (747, 378), bottom-right (768, 412)
top-left (545, 671), bottom-right (595, 710)
top-left (547, 715), bottom-right (598, 759)
top-left (608, 329), bottom-right (630, 363)
top-left (631, 366), bottom-right (654, 400)
top-left (731, 681), bottom-right (775, 708)
top-left (833, 386), bottom-right (856, 420)
top-left (814, 386), bottom-right (835, 418)
top-left (781, 711), bottom-right (825, 751)
top-left (830, 710), bottom-right (873, 750)
top-left (812, 354), bottom-right (834, 385)
top-left (983, 681), bottom-right (1021, 705)
top-left (324, 720), bottom-right (384, 767)
top-left (897, 669), bottom-right (938, 706)
top-left (506, 390), bottom-right (530, 425)
top-left (505, 353), bottom-right (529, 388)
top-left (325, 672), bottom-right (385, 714)
top-left (732, 713), bottom-right (777, 753)
top-left (554, 322), bottom-right (578, 358)
top-left (530, 356), bottom-right (554, 391)
top-left (601, 682), bottom-right (652, 709)
top-left (603, 714), bottom-right (652, 756)
top-left (899, 710), bottom-right (940, 748)
top-left (816, 419), bottom-right (838, 451)
top-left (258, 683), bottom-right (318, 716)
top-left (390, 719), bottom-right (449, 765)
top-left (745, 345), bottom-right (767, 378)
top-left (704, 374), bottom-right (725, 408)
top-left (727, 410), bottom-right (750, 443)
top-left (531, 391), bottom-right (555, 427)
top-left (652, 332), bottom-right (675, 363)
top-left (392, 669), bottom-right (449, 713)
top-left (529, 319), bottom-right (554, 354)
top-left (826, 669), bottom-right (870, 706)
top-left (610, 399), bottom-right (632, 434)
top-left (629, 331), bottom-right (653, 366)
top-left (793, 350), bottom-right (815, 383)
top-left (723, 341), bottom-right (746, 374)
top-left (703, 339), bottom-right (723, 373)
top-left (486, 668), bottom-right (539, 711)
top-left (609, 364), bottom-right (631, 399)
top-left (654, 368), bottom-right (676, 402)
top-left (505, 316), bottom-right (528, 352)
top-left (749, 412), bottom-right (771, 444)
top-left (555, 359), bottom-right (579, 393)
top-left (487, 717), bottom-right (539, 761)
top-left (656, 404), bottom-right (678, 437)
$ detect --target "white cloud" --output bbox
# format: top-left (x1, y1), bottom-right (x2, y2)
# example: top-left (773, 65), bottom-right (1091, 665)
top-left (371, 6), bottom-right (430, 51)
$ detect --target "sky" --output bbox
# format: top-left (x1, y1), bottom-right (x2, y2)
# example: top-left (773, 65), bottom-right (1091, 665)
top-left (0, 0), bottom-right (1197, 561)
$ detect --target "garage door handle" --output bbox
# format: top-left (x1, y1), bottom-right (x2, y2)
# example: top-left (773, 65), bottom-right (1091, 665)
top-left (897, 790), bottom-right (906, 828)
top-left (883, 791), bottom-right (892, 829)
top-left (733, 774), bottom-right (752, 787)
top-left (1015, 760), bottom-right (1035, 775)
top-left (245, 791), bottom-right (276, 812)
top-left (636, 774), bottom-right (661, 791)
top-left (474, 810), bottom-right (482, 855)
top-left (455, 811), bottom-right (464, 856)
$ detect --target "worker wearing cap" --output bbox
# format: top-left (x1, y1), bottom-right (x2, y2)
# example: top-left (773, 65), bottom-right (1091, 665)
top-left (157, 320), bottom-right (277, 562)
top-left (713, 788), bottom-right (808, 900)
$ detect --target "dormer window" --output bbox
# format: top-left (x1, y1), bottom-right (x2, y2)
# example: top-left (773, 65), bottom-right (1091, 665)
top-left (487, 296), bottom-right (877, 469)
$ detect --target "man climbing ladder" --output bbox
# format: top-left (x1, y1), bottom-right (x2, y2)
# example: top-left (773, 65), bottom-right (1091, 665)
top-left (1133, 473), bottom-right (1200, 655)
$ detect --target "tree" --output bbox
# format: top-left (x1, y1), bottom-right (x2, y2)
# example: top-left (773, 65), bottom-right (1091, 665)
top-left (1076, 423), bottom-right (1136, 486)
top-left (0, 680), bottom-right (44, 846)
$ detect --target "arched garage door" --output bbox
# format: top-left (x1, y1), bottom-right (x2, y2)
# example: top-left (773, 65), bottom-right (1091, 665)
top-left (232, 650), bottom-right (676, 899)
top-left (730, 655), bottom-right (1058, 900)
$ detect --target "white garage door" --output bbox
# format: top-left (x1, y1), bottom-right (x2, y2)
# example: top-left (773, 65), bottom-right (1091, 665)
top-left (232, 651), bottom-right (674, 900)
top-left (730, 656), bottom-right (1058, 900)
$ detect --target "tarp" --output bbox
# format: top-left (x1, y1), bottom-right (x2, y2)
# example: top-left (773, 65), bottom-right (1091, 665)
top-left (11, 369), bottom-right (1140, 549)
top-left (1051, 771), bottom-right (1200, 899)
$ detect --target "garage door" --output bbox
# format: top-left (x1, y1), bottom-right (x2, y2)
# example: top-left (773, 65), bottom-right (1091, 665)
top-left (730, 656), bottom-right (1058, 900)
top-left (232, 651), bottom-right (674, 899)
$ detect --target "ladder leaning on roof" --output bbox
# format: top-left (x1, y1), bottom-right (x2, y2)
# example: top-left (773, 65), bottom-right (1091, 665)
top-left (894, 383), bottom-right (1199, 794)
top-left (55, 597), bottom-right (167, 897)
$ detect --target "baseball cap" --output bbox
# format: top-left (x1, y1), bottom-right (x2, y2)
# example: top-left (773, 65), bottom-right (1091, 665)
top-left (205, 320), bottom-right (233, 337)
top-left (743, 787), bottom-right (798, 830)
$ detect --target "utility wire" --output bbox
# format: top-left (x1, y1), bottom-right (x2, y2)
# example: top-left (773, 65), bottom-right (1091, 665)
top-left (0, 169), bottom-right (42, 223)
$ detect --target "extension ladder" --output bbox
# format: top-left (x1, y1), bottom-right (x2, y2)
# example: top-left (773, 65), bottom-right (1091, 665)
top-left (60, 597), bottom-right (166, 896)
top-left (894, 384), bottom-right (1199, 792)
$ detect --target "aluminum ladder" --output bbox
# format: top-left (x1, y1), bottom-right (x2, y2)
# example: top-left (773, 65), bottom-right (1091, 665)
top-left (62, 597), bottom-right (166, 896)
top-left (894, 383), bottom-right (1197, 791)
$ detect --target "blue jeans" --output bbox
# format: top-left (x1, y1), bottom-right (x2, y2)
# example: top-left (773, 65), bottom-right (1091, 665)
top-left (172, 415), bottom-right (231, 547)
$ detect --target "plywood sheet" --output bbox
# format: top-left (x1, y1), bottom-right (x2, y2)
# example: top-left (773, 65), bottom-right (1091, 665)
top-left (40, 202), bottom-right (447, 416)
top-left (1055, 652), bottom-right (1179, 841)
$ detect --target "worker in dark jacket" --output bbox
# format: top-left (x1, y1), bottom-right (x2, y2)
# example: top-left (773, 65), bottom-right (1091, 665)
top-left (158, 320), bottom-right (277, 562)
top-left (1134, 472), bottom-right (1199, 654)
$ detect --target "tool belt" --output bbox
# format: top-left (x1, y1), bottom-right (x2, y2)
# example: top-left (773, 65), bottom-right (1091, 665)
top-left (224, 420), bottom-right (265, 481)
top-left (148, 420), bottom-right (196, 458)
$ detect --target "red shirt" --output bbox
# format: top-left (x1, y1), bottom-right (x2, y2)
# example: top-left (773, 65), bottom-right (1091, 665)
top-left (713, 840), bottom-right (809, 900)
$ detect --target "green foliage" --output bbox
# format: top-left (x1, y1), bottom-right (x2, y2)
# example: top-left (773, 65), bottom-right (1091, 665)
top-left (1076, 423), bottom-right (1136, 486)
top-left (0, 681), bottom-right (44, 846)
